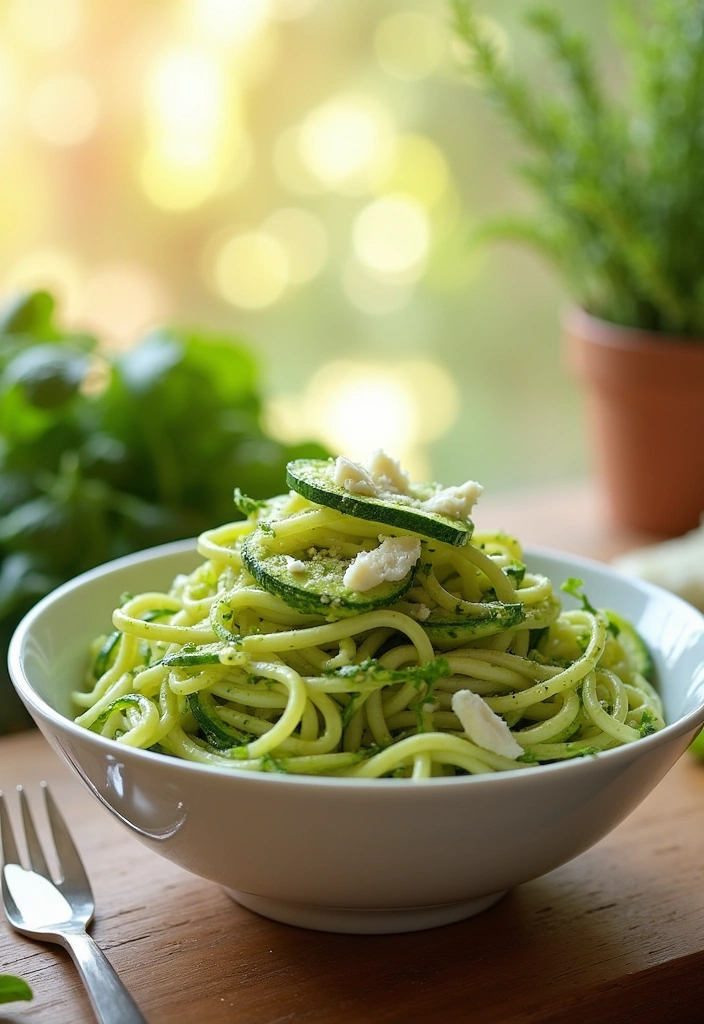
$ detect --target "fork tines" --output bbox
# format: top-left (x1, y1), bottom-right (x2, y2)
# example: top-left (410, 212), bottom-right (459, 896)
top-left (0, 783), bottom-right (89, 891)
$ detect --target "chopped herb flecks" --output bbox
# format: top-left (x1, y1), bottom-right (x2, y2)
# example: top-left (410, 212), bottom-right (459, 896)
top-left (233, 488), bottom-right (265, 518)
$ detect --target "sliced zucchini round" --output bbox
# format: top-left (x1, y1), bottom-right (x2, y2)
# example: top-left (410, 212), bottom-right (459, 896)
top-left (422, 601), bottom-right (526, 647)
top-left (286, 458), bottom-right (473, 547)
top-left (242, 528), bottom-right (417, 619)
top-left (605, 610), bottom-right (654, 681)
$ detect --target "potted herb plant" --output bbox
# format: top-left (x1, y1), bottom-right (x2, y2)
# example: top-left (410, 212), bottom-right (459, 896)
top-left (452, 0), bottom-right (704, 535)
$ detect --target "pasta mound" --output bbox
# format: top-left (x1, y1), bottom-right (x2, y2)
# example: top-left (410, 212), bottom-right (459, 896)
top-left (74, 475), bottom-right (663, 778)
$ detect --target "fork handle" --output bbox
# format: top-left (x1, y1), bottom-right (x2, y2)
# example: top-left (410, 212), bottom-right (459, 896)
top-left (59, 930), bottom-right (148, 1024)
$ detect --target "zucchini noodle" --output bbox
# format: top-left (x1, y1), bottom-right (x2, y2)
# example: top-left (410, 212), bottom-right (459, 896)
top-left (74, 462), bottom-right (664, 779)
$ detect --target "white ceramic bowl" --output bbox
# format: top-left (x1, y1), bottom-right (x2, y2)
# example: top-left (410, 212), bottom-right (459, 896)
top-left (8, 539), bottom-right (704, 934)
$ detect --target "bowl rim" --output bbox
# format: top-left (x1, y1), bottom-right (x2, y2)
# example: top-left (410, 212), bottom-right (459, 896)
top-left (8, 537), bottom-right (704, 791)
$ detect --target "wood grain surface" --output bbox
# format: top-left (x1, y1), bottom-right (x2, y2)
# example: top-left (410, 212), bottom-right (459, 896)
top-left (1, 481), bottom-right (702, 1024)
top-left (2, 732), bottom-right (703, 1024)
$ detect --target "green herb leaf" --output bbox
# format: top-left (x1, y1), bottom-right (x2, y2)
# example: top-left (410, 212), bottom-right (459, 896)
top-left (233, 488), bottom-right (265, 517)
top-left (560, 577), bottom-right (598, 615)
top-left (0, 975), bottom-right (33, 1004)
top-left (0, 289), bottom-right (55, 336)
top-left (2, 344), bottom-right (90, 409)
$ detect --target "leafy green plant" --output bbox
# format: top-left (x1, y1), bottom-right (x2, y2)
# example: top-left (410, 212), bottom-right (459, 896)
top-left (0, 291), bottom-right (327, 732)
top-left (0, 974), bottom-right (32, 1003)
top-left (452, 0), bottom-right (704, 335)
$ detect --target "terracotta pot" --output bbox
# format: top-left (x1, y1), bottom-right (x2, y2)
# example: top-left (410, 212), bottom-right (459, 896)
top-left (565, 308), bottom-right (704, 536)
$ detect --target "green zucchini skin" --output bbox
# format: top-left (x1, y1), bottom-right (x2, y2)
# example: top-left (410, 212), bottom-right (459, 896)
top-left (141, 608), bottom-right (178, 622)
top-left (94, 611), bottom-right (175, 677)
top-left (93, 630), bottom-right (121, 679)
top-left (605, 609), bottom-right (655, 681)
top-left (242, 528), bottom-right (417, 619)
top-left (187, 691), bottom-right (250, 749)
top-left (504, 562), bottom-right (526, 586)
top-left (422, 601), bottom-right (526, 646)
top-left (163, 642), bottom-right (228, 667)
top-left (88, 693), bottom-right (153, 730)
top-left (286, 459), bottom-right (474, 547)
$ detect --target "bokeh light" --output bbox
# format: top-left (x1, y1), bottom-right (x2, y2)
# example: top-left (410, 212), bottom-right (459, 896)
top-left (269, 0), bottom-right (320, 20)
top-left (8, 0), bottom-right (81, 51)
top-left (189, 0), bottom-right (269, 45)
top-left (373, 134), bottom-right (450, 208)
top-left (141, 48), bottom-right (230, 209)
top-left (210, 231), bottom-right (289, 309)
top-left (374, 11), bottom-right (446, 81)
top-left (265, 358), bottom-right (460, 477)
top-left (0, 0), bottom-right (590, 494)
top-left (303, 362), bottom-right (419, 463)
top-left (352, 195), bottom-right (430, 279)
top-left (140, 151), bottom-right (221, 212)
top-left (26, 74), bottom-right (99, 147)
top-left (147, 49), bottom-right (225, 138)
top-left (299, 95), bottom-right (392, 193)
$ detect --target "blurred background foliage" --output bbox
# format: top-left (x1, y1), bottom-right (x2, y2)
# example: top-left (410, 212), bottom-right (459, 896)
top-left (0, 291), bottom-right (326, 729)
top-left (0, 0), bottom-right (620, 490)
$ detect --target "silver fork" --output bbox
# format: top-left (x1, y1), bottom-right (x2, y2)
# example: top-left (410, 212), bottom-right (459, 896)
top-left (0, 782), bottom-right (147, 1024)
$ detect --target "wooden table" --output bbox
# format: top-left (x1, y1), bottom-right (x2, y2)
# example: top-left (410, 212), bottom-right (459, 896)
top-left (2, 481), bottom-right (703, 1024)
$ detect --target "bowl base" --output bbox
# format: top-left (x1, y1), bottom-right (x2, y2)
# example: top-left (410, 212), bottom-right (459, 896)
top-left (225, 889), bottom-right (506, 934)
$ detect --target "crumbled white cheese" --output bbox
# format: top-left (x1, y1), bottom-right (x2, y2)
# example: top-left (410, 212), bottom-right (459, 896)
top-left (343, 536), bottom-right (421, 592)
top-left (383, 492), bottom-right (415, 505)
top-left (367, 450), bottom-right (410, 495)
top-left (423, 480), bottom-right (483, 520)
top-left (283, 556), bottom-right (307, 574)
top-left (451, 689), bottom-right (523, 760)
top-left (410, 603), bottom-right (431, 621)
top-left (333, 456), bottom-right (377, 496)
top-left (333, 451), bottom-right (482, 520)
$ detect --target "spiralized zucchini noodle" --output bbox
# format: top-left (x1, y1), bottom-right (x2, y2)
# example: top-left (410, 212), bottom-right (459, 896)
top-left (74, 459), bottom-right (664, 779)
